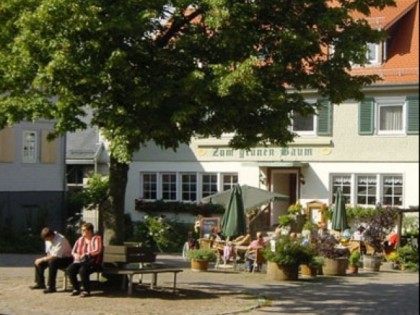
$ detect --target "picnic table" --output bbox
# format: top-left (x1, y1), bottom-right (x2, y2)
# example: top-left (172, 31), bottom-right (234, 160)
top-left (102, 263), bottom-right (183, 295)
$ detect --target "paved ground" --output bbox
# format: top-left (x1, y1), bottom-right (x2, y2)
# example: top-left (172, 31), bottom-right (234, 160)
top-left (0, 253), bottom-right (418, 315)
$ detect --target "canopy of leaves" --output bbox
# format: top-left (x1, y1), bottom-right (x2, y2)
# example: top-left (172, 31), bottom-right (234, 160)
top-left (0, 0), bottom-right (395, 160)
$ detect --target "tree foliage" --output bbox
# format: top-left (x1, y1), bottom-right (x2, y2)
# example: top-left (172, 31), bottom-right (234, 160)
top-left (0, 0), bottom-right (395, 244)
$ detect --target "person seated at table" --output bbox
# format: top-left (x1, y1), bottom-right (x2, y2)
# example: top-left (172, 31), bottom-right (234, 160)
top-left (222, 241), bottom-right (235, 264)
top-left (317, 222), bottom-right (329, 237)
top-left (209, 226), bottom-right (222, 242)
top-left (352, 225), bottom-right (366, 241)
top-left (244, 231), bottom-right (267, 272)
top-left (383, 228), bottom-right (398, 255)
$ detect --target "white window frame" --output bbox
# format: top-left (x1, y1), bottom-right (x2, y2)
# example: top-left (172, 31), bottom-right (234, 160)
top-left (201, 173), bottom-right (218, 199)
top-left (140, 172), bottom-right (238, 202)
top-left (222, 174), bottom-right (238, 191)
top-left (161, 173), bottom-right (177, 201)
top-left (356, 175), bottom-right (378, 206)
top-left (180, 173), bottom-right (198, 202)
top-left (366, 42), bottom-right (380, 65)
top-left (376, 98), bottom-right (406, 136)
top-left (291, 100), bottom-right (318, 136)
top-left (22, 130), bottom-right (37, 163)
top-left (141, 173), bottom-right (157, 201)
top-left (292, 112), bottom-right (317, 136)
top-left (331, 174), bottom-right (352, 204)
top-left (381, 175), bottom-right (403, 207)
top-left (330, 173), bottom-right (404, 207)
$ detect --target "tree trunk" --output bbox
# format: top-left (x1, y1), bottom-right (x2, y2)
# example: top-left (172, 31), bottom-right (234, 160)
top-left (102, 156), bottom-right (129, 246)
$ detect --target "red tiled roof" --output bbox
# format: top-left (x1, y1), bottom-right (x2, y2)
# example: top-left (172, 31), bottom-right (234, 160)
top-left (350, 0), bottom-right (419, 84)
top-left (352, 0), bottom-right (418, 29)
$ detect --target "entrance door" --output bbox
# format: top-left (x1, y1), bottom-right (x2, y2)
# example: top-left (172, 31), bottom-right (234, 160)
top-left (269, 170), bottom-right (299, 227)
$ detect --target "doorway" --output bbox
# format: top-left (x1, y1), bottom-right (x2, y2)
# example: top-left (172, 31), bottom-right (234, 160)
top-left (268, 169), bottom-right (300, 227)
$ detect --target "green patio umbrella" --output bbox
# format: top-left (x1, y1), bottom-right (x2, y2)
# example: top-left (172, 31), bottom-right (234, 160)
top-left (220, 184), bottom-right (247, 239)
top-left (331, 189), bottom-right (350, 232)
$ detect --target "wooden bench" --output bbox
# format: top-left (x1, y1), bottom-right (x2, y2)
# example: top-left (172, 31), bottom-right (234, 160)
top-left (62, 245), bottom-right (159, 292)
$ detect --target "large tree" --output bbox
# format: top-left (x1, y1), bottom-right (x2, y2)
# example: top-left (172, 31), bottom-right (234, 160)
top-left (0, 0), bottom-right (395, 244)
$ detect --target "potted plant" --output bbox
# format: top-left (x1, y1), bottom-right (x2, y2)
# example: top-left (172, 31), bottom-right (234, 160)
top-left (396, 245), bottom-right (419, 271)
top-left (362, 206), bottom-right (397, 271)
top-left (186, 248), bottom-right (217, 272)
top-left (277, 215), bottom-right (295, 235)
top-left (348, 251), bottom-right (361, 274)
top-left (315, 234), bottom-right (350, 276)
top-left (384, 251), bottom-right (400, 270)
top-left (288, 202), bottom-right (303, 215)
top-left (263, 236), bottom-right (314, 281)
top-left (300, 255), bottom-right (324, 277)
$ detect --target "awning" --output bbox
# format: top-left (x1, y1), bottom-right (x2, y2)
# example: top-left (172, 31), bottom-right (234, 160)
top-left (201, 184), bottom-right (289, 211)
top-left (258, 161), bottom-right (309, 168)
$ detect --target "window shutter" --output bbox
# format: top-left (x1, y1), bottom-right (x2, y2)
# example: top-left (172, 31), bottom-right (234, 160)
top-left (0, 127), bottom-right (15, 163)
top-left (41, 130), bottom-right (57, 164)
top-left (359, 98), bottom-right (375, 135)
top-left (407, 95), bottom-right (419, 135)
top-left (317, 99), bottom-right (332, 136)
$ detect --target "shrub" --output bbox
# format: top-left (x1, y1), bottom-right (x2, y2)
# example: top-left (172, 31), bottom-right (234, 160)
top-left (134, 199), bottom-right (225, 215)
top-left (396, 245), bottom-right (419, 266)
top-left (263, 236), bottom-right (314, 266)
top-left (186, 248), bottom-right (217, 262)
top-left (278, 214), bottom-right (294, 227)
top-left (315, 234), bottom-right (350, 259)
top-left (363, 206), bottom-right (398, 254)
top-left (349, 251), bottom-right (361, 265)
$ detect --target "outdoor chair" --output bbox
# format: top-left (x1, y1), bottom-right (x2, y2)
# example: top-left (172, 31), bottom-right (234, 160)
top-left (213, 241), bottom-right (237, 270)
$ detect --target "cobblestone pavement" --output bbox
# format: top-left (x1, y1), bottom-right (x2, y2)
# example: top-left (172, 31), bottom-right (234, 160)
top-left (0, 253), bottom-right (418, 315)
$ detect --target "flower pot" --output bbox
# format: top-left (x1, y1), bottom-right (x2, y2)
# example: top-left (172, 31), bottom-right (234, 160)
top-left (348, 264), bottom-right (359, 274)
top-left (191, 259), bottom-right (209, 272)
top-left (322, 258), bottom-right (348, 276)
top-left (266, 261), bottom-right (299, 281)
top-left (300, 264), bottom-right (317, 277)
top-left (363, 255), bottom-right (382, 272)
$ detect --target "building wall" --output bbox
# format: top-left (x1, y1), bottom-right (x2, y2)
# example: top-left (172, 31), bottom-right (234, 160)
top-left (0, 121), bottom-right (66, 232)
top-left (126, 92), bottom-right (419, 226)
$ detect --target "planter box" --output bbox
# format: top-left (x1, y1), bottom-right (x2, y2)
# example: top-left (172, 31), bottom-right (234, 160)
top-left (266, 262), bottom-right (299, 281)
top-left (300, 264), bottom-right (317, 277)
top-left (323, 258), bottom-right (348, 276)
top-left (363, 255), bottom-right (382, 272)
top-left (191, 260), bottom-right (209, 272)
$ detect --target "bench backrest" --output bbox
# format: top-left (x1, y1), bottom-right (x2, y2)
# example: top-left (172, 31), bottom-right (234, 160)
top-left (103, 245), bottom-right (156, 266)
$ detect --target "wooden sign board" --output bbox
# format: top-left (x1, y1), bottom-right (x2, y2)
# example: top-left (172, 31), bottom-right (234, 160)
top-left (200, 217), bottom-right (220, 238)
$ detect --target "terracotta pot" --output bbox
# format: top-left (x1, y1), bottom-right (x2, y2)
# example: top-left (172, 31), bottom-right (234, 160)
top-left (300, 264), bottom-right (317, 277)
top-left (266, 262), bottom-right (299, 281)
top-left (363, 255), bottom-right (382, 272)
top-left (348, 264), bottom-right (359, 274)
top-left (323, 258), bottom-right (348, 276)
top-left (191, 260), bottom-right (209, 272)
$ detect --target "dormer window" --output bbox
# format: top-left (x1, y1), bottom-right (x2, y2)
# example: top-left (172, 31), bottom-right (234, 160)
top-left (366, 42), bottom-right (380, 64)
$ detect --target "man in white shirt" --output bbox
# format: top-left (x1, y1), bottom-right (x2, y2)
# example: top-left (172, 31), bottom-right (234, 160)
top-left (30, 227), bottom-right (73, 293)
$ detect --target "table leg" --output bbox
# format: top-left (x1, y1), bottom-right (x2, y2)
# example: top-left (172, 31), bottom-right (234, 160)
top-left (151, 273), bottom-right (157, 289)
top-left (173, 273), bottom-right (177, 293)
top-left (128, 274), bottom-right (133, 295)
